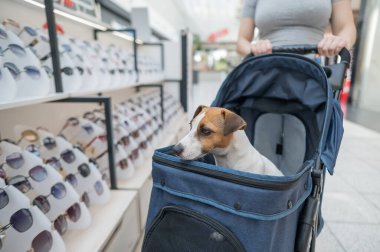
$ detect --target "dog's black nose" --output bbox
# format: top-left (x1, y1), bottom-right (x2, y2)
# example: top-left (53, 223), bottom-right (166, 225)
top-left (173, 143), bottom-right (184, 155)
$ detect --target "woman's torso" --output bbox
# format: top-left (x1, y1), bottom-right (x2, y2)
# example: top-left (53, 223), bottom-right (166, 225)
top-left (253, 0), bottom-right (332, 46)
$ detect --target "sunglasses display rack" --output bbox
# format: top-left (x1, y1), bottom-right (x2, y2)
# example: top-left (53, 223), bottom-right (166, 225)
top-left (0, 178), bottom-right (66, 252)
top-left (0, 140), bottom-right (93, 234)
top-left (0, 0), bottom-right (192, 251)
top-left (14, 127), bottom-right (111, 205)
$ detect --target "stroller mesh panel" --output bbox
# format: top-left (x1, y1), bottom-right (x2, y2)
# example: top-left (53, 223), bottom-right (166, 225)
top-left (254, 113), bottom-right (306, 175)
top-left (238, 98), bottom-right (321, 175)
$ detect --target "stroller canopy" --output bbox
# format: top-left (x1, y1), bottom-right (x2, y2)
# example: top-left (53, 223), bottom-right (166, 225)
top-left (211, 54), bottom-right (343, 175)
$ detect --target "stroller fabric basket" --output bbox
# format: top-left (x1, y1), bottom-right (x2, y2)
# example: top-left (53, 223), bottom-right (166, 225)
top-left (143, 47), bottom-right (350, 252)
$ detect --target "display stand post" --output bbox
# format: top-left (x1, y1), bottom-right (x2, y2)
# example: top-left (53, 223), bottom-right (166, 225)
top-left (44, 0), bottom-right (63, 93)
top-left (180, 30), bottom-right (188, 112)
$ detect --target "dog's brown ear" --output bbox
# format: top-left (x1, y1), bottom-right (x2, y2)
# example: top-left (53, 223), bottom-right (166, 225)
top-left (192, 105), bottom-right (208, 120)
top-left (222, 109), bottom-right (247, 135)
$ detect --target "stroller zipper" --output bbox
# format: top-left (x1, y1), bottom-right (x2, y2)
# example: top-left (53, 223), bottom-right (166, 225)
top-left (153, 155), bottom-right (306, 190)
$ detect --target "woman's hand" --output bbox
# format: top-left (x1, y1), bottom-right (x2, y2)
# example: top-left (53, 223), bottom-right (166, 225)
top-left (318, 35), bottom-right (348, 57)
top-left (251, 40), bottom-right (272, 56)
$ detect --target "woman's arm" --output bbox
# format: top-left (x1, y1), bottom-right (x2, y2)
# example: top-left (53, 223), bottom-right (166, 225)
top-left (237, 18), bottom-right (272, 56)
top-left (237, 18), bottom-right (255, 56)
top-left (318, 0), bottom-right (357, 56)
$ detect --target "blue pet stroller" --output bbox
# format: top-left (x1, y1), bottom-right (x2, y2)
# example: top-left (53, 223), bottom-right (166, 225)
top-left (143, 45), bottom-right (351, 252)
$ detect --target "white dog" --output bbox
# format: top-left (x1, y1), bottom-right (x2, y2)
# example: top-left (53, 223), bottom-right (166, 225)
top-left (173, 105), bottom-right (283, 176)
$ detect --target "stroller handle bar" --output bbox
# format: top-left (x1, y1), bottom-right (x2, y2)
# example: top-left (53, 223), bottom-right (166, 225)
top-left (271, 44), bottom-right (351, 65)
top-left (246, 44), bottom-right (351, 92)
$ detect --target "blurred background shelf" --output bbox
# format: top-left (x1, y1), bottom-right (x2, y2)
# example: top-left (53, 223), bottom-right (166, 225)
top-left (0, 93), bottom-right (69, 111)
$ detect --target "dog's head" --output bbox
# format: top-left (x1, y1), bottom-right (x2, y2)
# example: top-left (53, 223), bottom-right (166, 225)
top-left (173, 105), bottom-right (246, 160)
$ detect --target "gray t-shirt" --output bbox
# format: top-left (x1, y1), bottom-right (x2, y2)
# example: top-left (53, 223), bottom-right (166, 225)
top-left (242, 0), bottom-right (342, 46)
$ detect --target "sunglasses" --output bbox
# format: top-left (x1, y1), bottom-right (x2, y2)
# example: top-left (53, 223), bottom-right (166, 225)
top-left (0, 207), bottom-right (51, 252)
top-left (84, 112), bottom-right (105, 125)
top-left (2, 18), bottom-right (20, 30)
top-left (31, 183), bottom-right (67, 213)
top-left (5, 166), bottom-right (48, 193)
top-left (0, 44), bottom-right (26, 57)
top-left (139, 141), bottom-right (148, 150)
top-left (21, 26), bottom-right (37, 37)
top-left (53, 203), bottom-right (81, 235)
top-left (25, 137), bottom-right (57, 157)
top-left (59, 117), bottom-right (80, 134)
top-left (118, 159), bottom-right (129, 170)
top-left (80, 180), bottom-right (105, 208)
top-left (24, 143), bottom-right (40, 157)
top-left (3, 62), bottom-right (40, 80)
top-left (118, 135), bottom-right (130, 147)
top-left (147, 134), bottom-right (153, 142)
top-left (130, 130), bottom-right (140, 139)
top-left (0, 208), bottom-right (33, 236)
top-left (29, 230), bottom-right (53, 252)
top-left (77, 66), bottom-right (84, 75)
top-left (0, 152), bottom-right (24, 169)
top-left (42, 65), bottom-right (53, 78)
top-left (49, 149), bottom-right (76, 166)
top-left (0, 27), bottom-right (8, 39)
top-left (61, 67), bottom-right (74, 76)
top-left (63, 163), bottom-right (91, 188)
top-left (129, 149), bottom-right (140, 161)
top-left (82, 123), bottom-right (95, 135)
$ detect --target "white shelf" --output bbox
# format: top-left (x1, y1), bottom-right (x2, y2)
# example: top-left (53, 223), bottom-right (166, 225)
top-left (0, 80), bottom-right (169, 111)
top-left (136, 79), bottom-right (165, 85)
top-left (0, 93), bottom-right (69, 111)
top-left (63, 190), bottom-right (137, 252)
top-left (118, 163), bottom-right (152, 189)
top-left (68, 83), bottom-right (138, 97)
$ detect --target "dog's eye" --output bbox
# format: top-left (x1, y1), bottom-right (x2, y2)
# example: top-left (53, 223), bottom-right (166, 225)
top-left (200, 127), bottom-right (212, 136)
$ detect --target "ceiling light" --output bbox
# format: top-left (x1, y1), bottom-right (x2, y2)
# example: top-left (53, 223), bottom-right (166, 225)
top-left (22, 0), bottom-right (107, 31)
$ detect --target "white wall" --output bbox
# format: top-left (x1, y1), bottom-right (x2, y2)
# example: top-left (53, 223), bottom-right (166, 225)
top-left (111, 0), bottom-right (188, 41)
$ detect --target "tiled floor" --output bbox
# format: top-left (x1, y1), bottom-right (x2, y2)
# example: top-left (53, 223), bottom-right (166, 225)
top-left (316, 121), bottom-right (380, 252)
top-left (192, 73), bottom-right (380, 252)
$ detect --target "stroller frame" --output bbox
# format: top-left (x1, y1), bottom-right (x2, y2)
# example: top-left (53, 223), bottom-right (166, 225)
top-left (143, 45), bottom-right (351, 252)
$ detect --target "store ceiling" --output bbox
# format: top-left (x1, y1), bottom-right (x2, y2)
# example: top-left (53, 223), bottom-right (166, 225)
top-left (110, 0), bottom-right (361, 43)
top-left (174, 0), bottom-right (244, 42)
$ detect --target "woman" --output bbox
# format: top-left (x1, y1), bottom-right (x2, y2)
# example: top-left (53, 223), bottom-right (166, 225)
top-left (237, 0), bottom-right (357, 57)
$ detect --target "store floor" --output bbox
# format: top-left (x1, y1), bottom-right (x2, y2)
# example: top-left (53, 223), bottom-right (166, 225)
top-left (191, 72), bottom-right (380, 252)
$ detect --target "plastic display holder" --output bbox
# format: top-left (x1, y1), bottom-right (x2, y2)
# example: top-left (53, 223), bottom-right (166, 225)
top-left (14, 63), bottom-right (51, 98)
top-left (43, 53), bottom-right (82, 92)
top-left (0, 183), bottom-right (65, 252)
top-left (0, 141), bottom-right (91, 230)
top-left (0, 67), bottom-right (17, 103)
top-left (0, 30), bottom-right (51, 98)
top-left (59, 35), bottom-right (97, 91)
top-left (112, 113), bottom-right (144, 168)
top-left (0, 26), bottom-right (23, 48)
top-left (114, 142), bottom-right (135, 180)
top-left (1, 34), bottom-right (39, 66)
top-left (61, 118), bottom-right (107, 159)
top-left (74, 42), bottom-right (99, 90)
top-left (47, 136), bottom-right (110, 205)
top-left (32, 30), bottom-right (51, 60)
top-left (17, 26), bottom-right (37, 47)
top-left (24, 128), bottom-right (111, 205)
